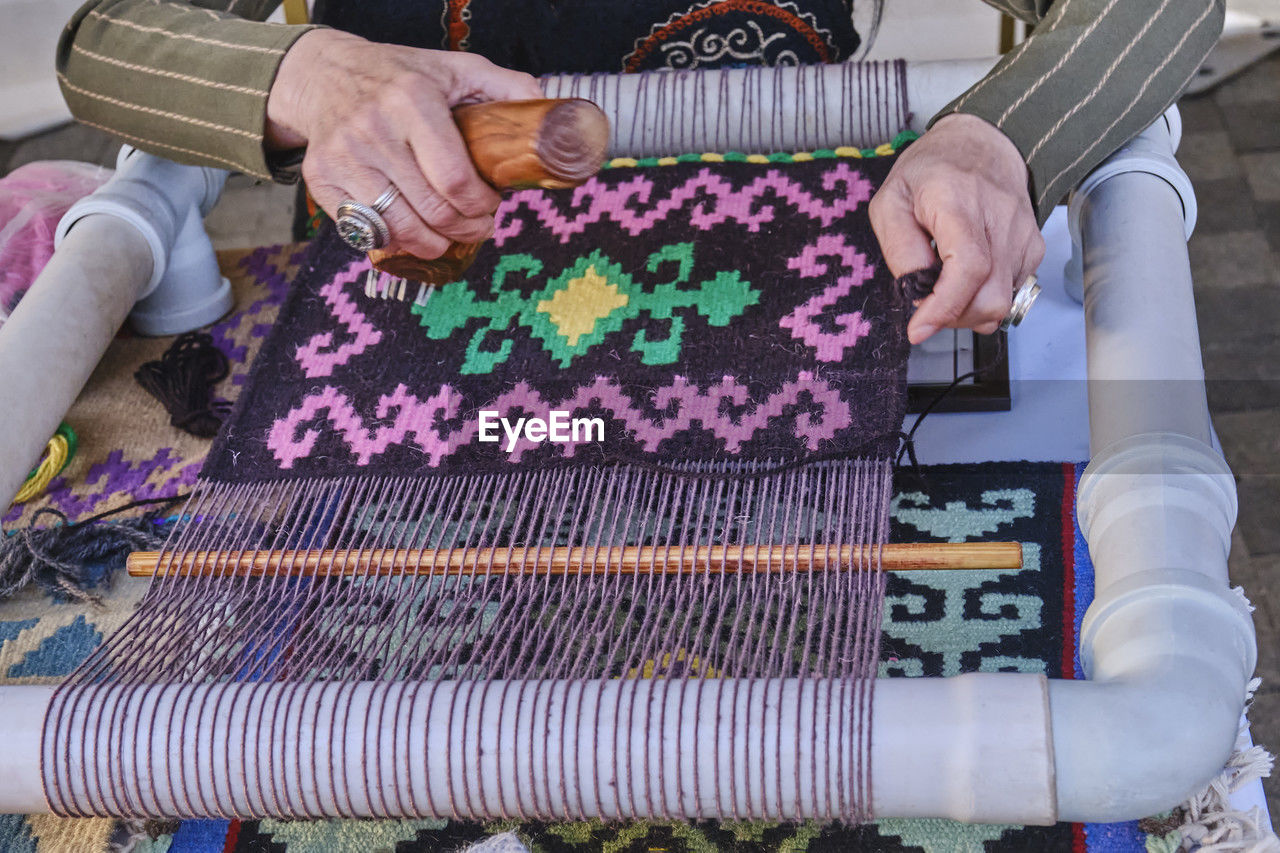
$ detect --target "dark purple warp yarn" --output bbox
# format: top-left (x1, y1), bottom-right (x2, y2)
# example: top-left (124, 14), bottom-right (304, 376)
top-left (894, 262), bottom-right (941, 304)
top-left (134, 332), bottom-right (231, 438)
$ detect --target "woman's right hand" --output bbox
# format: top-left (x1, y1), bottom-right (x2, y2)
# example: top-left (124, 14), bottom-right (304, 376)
top-left (265, 29), bottom-right (544, 259)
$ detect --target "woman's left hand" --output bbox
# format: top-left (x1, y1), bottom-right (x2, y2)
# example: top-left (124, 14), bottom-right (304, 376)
top-left (869, 113), bottom-right (1045, 344)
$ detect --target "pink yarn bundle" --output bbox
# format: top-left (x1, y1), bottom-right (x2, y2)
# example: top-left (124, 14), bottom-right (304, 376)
top-left (0, 161), bottom-right (111, 323)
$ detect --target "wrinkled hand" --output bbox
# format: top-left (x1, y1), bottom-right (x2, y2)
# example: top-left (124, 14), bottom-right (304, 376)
top-left (868, 113), bottom-right (1045, 344)
top-left (266, 30), bottom-right (543, 259)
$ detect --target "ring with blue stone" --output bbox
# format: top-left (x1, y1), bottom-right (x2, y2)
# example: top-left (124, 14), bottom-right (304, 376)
top-left (335, 199), bottom-right (390, 252)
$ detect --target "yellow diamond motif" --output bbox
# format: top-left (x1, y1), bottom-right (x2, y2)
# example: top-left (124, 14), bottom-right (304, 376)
top-left (536, 266), bottom-right (629, 346)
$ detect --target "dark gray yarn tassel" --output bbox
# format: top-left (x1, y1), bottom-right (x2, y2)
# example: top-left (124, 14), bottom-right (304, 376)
top-left (0, 506), bottom-right (175, 604)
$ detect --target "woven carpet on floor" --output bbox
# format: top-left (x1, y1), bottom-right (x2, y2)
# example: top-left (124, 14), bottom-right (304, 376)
top-left (0, 461), bottom-right (1178, 852)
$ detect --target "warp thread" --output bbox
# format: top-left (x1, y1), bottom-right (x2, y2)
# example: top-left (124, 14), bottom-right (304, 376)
top-left (552, 61), bottom-right (910, 157)
top-left (45, 460), bottom-right (889, 820)
top-left (12, 422), bottom-right (77, 504)
top-left (0, 498), bottom-right (181, 603)
top-left (890, 263), bottom-right (1010, 484)
top-left (894, 262), bottom-right (941, 304)
top-left (134, 332), bottom-right (231, 438)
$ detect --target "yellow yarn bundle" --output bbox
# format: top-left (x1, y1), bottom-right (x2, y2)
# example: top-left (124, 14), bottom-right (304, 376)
top-left (13, 423), bottom-right (77, 504)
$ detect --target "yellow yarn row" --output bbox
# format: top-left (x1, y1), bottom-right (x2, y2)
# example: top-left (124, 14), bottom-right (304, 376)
top-left (606, 141), bottom-right (901, 170)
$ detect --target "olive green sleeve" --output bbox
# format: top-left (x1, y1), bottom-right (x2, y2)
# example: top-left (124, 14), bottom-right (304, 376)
top-left (56, 0), bottom-right (316, 181)
top-left (941, 0), bottom-right (1224, 224)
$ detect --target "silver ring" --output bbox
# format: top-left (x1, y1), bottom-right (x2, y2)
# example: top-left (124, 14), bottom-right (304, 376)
top-left (335, 199), bottom-right (390, 252)
top-left (370, 184), bottom-right (400, 215)
top-left (999, 274), bottom-right (1041, 332)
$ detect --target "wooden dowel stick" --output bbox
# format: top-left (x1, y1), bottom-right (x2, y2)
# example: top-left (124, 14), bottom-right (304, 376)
top-left (127, 542), bottom-right (1022, 578)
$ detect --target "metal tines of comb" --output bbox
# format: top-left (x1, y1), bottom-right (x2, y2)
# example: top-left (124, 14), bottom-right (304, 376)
top-left (363, 269), bottom-right (435, 306)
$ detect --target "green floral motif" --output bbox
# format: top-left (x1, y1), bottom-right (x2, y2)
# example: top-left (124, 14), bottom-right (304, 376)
top-left (410, 243), bottom-right (758, 373)
top-left (874, 818), bottom-right (1020, 852)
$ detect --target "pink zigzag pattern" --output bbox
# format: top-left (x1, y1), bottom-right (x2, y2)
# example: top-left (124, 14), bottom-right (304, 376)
top-left (295, 258), bottom-right (382, 378)
top-left (268, 375), bottom-right (850, 467)
top-left (493, 163), bottom-right (874, 245)
top-left (268, 383), bottom-right (459, 469)
top-left (780, 234), bottom-right (875, 362)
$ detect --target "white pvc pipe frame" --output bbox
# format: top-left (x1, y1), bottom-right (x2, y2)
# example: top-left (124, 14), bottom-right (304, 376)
top-left (0, 60), bottom-right (1257, 825)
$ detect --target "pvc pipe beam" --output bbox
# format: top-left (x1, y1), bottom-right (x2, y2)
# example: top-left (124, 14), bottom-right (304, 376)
top-left (901, 58), bottom-right (1000, 132)
top-left (1078, 176), bottom-right (1210, 451)
top-left (871, 672), bottom-right (1055, 824)
top-left (41, 678), bottom-right (866, 820)
top-left (0, 214), bottom-right (153, 507)
top-left (0, 686), bottom-right (55, 813)
top-left (0, 148), bottom-right (229, 509)
top-left (22, 674), bottom-right (1052, 823)
top-left (541, 58), bottom-right (997, 156)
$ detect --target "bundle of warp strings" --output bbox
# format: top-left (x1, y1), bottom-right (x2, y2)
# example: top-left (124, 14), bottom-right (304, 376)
top-left (133, 332), bottom-right (232, 438)
top-left (43, 143), bottom-right (933, 822)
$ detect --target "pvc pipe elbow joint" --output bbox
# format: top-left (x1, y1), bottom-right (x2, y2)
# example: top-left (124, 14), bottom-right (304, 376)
top-left (1049, 671), bottom-right (1247, 822)
top-left (53, 146), bottom-right (232, 335)
top-left (1055, 433), bottom-right (1258, 821)
top-left (1068, 107), bottom-right (1196, 246)
top-left (1063, 107), bottom-right (1193, 303)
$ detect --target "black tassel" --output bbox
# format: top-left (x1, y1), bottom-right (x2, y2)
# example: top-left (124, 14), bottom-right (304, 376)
top-left (134, 332), bottom-right (232, 438)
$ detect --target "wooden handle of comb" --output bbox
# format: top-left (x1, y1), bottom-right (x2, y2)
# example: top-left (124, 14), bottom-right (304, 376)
top-left (366, 98), bottom-right (610, 284)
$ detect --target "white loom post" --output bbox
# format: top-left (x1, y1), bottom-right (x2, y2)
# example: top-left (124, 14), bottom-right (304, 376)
top-left (0, 214), bottom-right (153, 508)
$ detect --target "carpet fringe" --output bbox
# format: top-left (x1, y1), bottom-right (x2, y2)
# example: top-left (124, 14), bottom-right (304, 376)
top-left (1176, 674), bottom-right (1279, 852)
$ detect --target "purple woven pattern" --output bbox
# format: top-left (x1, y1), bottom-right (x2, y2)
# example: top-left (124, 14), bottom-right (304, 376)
top-left (202, 154), bottom-right (909, 481)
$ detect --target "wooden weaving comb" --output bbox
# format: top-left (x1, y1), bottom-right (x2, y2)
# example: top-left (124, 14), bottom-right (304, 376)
top-left (364, 98), bottom-right (610, 303)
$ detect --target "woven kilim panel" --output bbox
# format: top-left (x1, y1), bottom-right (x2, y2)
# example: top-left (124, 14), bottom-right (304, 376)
top-left (202, 151), bottom-right (910, 481)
